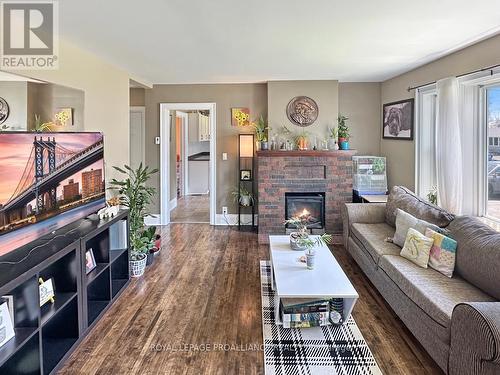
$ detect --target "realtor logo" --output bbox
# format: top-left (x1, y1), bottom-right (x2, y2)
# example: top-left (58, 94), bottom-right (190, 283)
top-left (0, 1), bottom-right (58, 69)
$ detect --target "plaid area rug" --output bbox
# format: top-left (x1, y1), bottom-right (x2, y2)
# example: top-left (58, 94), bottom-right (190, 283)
top-left (260, 260), bottom-right (382, 375)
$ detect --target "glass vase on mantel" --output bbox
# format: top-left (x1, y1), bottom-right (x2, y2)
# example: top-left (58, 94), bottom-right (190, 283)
top-left (328, 138), bottom-right (339, 151)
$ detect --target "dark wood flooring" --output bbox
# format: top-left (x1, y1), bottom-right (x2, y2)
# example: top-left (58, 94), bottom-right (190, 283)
top-left (59, 224), bottom-right (442, 374)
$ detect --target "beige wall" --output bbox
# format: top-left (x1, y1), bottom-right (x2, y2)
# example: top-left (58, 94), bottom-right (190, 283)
top-left (144, 83), bottom-right (268, 214)
top-left (130, 88), bottom-right (145, 106)
top-left (381, 34), bottom-right (500, 190)
top-left (8, 39), bottom-right (131, 185)
top-left (268, 80), bottom-right (338, 142)
top-left (338, 82), bottom-right (381, 155)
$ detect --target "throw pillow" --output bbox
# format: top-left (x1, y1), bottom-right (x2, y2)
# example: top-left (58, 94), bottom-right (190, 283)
top-left (425, 228), bottom-right (458, 278)
top-left (393, 208), bottom-right (441, 247)
top-left (400, 228), bottom-right (434, 268)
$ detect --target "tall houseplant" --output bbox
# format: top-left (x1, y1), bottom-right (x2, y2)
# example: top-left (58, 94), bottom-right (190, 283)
top-left (109, 163), bottom-right (158, 277)
top-left (337, 114), bottom-right (350, 150)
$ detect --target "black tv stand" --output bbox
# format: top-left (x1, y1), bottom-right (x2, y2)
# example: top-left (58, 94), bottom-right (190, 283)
top-left (0, 210), bottom-right (130, 375)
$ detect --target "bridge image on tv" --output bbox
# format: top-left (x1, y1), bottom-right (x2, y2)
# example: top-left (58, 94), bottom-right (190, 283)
top-left (0, 133), bottom-right (105, 240)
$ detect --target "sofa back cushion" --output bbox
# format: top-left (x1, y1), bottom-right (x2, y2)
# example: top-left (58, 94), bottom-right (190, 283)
top-left (385, 186), bottom-right (455, 228)
top-left (448, 216), bottom-right (500, 300)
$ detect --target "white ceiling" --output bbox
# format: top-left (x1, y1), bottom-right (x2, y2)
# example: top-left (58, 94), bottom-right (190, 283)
top-left (60, 0), bottom-right (500, 84)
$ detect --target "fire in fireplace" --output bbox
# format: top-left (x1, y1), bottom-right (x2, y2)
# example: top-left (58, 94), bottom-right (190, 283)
top-left (285, 192), bottom-right (325, 230)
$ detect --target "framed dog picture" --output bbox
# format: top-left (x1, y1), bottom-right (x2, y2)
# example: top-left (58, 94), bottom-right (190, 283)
top-left (383, 99), bottom-right (414, 140)
top-left (240, 169), bottom-right (252, 181)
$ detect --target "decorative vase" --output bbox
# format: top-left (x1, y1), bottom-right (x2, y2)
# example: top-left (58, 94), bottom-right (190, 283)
top-left (289, 232), bottom-right (307, 251)
top-left (338, 138), bottom-right (349, 150)
top-left (240, 195), bottom-right (252, 206)
top-left (328, 139), bottom-right (339, 151)
top-left (130, 254), bottom-right (147, 277)
top-left (306, 251), bottom-right (316, 270)
top-left (261, 141), bottom-right (269, 150)
top-left (146, 252), bottom-right (154, 266)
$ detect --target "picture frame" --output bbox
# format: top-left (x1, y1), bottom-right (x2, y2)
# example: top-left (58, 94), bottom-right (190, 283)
top-left (0, 299), bottom-right (15, 348)
top-left (231, 108), bottom-right (250, 127)
top-left (240, 169), bottom-right (252, 181)
top-left (39, 278), bottom-right (55, 307)
top-left (382, 98), bottom-right (414, 140)
top-left (85, 249), bottom-right (97, 274)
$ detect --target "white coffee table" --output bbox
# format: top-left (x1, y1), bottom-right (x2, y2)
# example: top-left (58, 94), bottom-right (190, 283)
top-left (269, 235), bottom-right (359, 325)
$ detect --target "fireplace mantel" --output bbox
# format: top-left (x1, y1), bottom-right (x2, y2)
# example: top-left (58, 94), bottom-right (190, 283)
top-left (256, 150), bottom-right (356, 244)
top-left (256, 150), bottom-right (357, 157)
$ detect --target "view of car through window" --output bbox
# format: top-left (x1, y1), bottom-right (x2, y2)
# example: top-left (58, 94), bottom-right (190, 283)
top-left (487, 87), bottom-right (500, 220)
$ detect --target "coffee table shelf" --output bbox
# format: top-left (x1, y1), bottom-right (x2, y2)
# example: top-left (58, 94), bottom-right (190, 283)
top-left (269, 235), bottom-right (359, 325)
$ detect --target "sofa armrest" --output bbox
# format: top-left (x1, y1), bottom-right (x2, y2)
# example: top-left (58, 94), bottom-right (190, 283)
top-left (341, 203), bottom-right (386, 249)
top-left (449, 302), bottom-right (500, 375)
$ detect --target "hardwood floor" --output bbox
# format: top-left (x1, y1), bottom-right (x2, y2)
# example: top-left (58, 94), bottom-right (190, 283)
top-left (59, 224), bottom-right (442, 375)
top-left (171, 195), bottom-right (210, 223)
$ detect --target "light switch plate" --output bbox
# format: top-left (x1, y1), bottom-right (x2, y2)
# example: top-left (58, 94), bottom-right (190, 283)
top-left (222, 152), bottom-right (228, 160)
top-left (155, 136), bottom-right (160, 145)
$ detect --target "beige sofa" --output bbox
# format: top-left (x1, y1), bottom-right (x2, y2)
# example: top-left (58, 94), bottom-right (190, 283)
top-left (341, 186), bottom-right (500, 375)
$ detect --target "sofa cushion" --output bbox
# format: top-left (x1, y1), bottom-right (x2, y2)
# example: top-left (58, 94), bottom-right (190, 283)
top-left (393, 208), bottom-right (440, 247)
top-left (447, 216), bottom-right (500, 300)
top-left (379, 255), bottom-right (495, 328)
top-left (400, 228), bottom-right (434, 268)
top-left (385, 186), bottom-right (455, 228)
top-left (350, 223), bottom-right (400, 264)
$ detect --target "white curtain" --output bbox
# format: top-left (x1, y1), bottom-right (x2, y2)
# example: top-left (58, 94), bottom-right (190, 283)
top-left (436, 77), bottom-right (463, 214)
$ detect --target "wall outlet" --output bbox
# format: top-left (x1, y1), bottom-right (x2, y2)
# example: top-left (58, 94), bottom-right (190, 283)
top-left (222, 152), bottom-right (228, 160)
top-left (222, 206), bottom-right (228, 215)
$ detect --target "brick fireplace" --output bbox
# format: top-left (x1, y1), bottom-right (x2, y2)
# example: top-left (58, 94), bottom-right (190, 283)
top-left (256, 150), bottom-right (356, 244)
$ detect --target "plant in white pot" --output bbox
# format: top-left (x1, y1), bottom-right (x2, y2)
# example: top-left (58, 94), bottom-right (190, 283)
top-left (284, 213), bottom-right (313, 251)
top-left (253, 116), bottom-right (269, 150)
top-left (297, 233), bottom-right (333, 270)
top-left (109, 163), bottom-right (158, 278)
top-left (232, 186), bottom-right (254, 207)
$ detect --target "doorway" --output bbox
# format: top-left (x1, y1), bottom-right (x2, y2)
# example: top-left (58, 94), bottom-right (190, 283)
top-left (129, 106), bottom-right (145, 169)
top-left (160, 103), bottom-right (216, 225)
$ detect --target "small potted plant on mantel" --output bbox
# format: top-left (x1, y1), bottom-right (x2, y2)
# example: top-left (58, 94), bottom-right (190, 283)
top-left (109, 163), bottom-right (159, 277)
top-left (253, 116), bottom-right (269, 151)
top-left (297, 234), bottom-right (333, 270)
top-left (337, 114), bottom-right (350, 150)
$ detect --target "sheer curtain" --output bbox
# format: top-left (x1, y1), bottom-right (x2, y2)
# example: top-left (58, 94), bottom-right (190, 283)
top-left (436, 77), bottom-right (463, 214)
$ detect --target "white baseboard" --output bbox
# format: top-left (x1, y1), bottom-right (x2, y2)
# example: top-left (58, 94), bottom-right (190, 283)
top-left (144, 214), bottom-right (161, 226)
top-left (169, 198), bottom-right (177, 211)
top-left (215, 213), bottom-right (258, 226)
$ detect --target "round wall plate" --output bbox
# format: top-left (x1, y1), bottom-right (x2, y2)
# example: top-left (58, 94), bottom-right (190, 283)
top-left (286, 96), bottom-right (318, 127)
top-left (0, 97), bottom-right (10, 125)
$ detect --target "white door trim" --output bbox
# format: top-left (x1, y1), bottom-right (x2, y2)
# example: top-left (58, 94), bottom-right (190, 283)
top-left (129, 106), bottom-right (146, 167)
top-left (175, 111), bottom-right (189, 197)
top-left (160, 103), bottom-right (216, 225)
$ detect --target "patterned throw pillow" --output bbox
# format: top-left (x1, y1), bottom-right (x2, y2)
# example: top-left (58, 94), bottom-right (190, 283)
top-left (400, 228), bottom-right (434, 268)
top-left (424, 228), bottom-right (458, 278)
top-left (393, 208), bottom-right (441, 247)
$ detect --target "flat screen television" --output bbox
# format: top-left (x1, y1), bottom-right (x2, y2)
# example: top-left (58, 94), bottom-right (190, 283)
top-left (0, 132), bottom-right (105, 256)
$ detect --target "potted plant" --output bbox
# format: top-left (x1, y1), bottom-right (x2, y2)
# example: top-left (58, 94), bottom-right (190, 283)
top-left (427, 186), bottom-right (438, 205)
top-left (327, 126), bottom-right (339, 150)
top-left (253, 116), bottom-right (269, 150)
top-left (296, 233), bottom-right (333, 270)
top-left (232, 186), bottom-right (254, 207)
top-left (337, 114), bottom-right (350, 150)
top-left (109, 163), bottom-right (158, 278)
top-left (294, 130), bottom-right (309, 150)
top-left (142, 226), bottom-right (158, 266)
top-left (284, 213), bottom-right (313, 251)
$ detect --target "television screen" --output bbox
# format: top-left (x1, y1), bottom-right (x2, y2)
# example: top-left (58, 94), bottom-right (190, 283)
top-left (0, 132), bottom-right (105, 255)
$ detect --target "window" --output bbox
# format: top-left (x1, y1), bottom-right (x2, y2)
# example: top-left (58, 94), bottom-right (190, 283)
top-left (487, 86), bottom-right (500, 221)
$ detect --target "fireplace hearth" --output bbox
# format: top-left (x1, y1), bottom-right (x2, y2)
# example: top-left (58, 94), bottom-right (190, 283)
top-left (285, 193), bottom-right (325, 230)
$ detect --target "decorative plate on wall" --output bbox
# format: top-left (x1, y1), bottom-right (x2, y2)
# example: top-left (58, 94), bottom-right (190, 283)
top-left (286, 96), bottom-right (318, 127)
top-left (0, 97), bottom-right (9, 125)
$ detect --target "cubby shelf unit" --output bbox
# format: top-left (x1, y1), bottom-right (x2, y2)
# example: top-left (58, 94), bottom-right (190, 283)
top-left (0, 210), bottom-right (130, 375)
